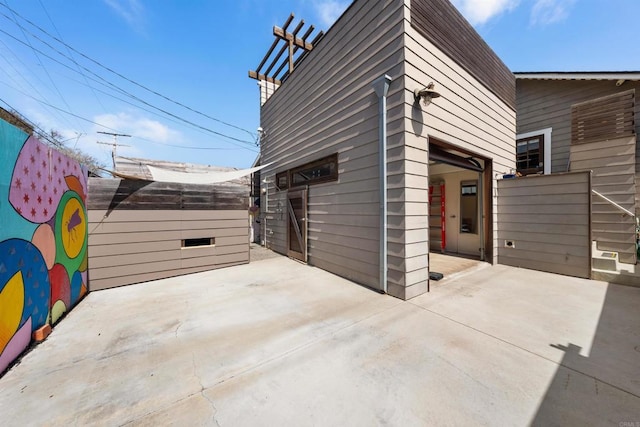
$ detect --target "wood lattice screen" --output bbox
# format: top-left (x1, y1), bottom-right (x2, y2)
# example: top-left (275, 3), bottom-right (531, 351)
top-left (571, 89), bottom-right (635, 145)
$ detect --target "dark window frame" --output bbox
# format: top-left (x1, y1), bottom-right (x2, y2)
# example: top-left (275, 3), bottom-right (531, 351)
top-left (516, 134), bottom-right (544, 175)
top-left (276, 154), bottom-right (339, 191)
top-left (276, 171), bottom-right (289, 191)
top-left (460, 180), bottom-right (478, 234)
top-left (290, 154), bottom-right (338, 188)
top-left (182, 237), bottom-right (215, 248)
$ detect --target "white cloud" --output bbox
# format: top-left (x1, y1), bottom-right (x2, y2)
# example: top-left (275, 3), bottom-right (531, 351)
top-left (103, 0), bottom-right (145, 27)
top-left (451, 0), bottom-right (520, 25)
top-left (530, 0), bottom-right (576, 26)
top-left (313, 0), bottom-right (349, 28)
top-left (93, 112), bottom-right (183, 144)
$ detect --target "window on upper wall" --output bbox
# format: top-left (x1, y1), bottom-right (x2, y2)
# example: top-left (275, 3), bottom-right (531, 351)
top-left (290, 154), bottom-right (338, 188)
top-left (276, 171), bottom-right (288, 191)
top-left (516, 134), bottom-right (544, 175)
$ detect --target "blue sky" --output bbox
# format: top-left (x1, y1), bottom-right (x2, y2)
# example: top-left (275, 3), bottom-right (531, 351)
top-left (1, 0), bottom-right (638, 170)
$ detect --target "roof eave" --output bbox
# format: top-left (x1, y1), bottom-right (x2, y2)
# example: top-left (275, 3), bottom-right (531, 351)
top-left (514, 71), bottom-right (640, 81)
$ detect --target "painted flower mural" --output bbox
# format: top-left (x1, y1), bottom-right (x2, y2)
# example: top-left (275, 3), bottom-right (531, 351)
top-left (0, 119), bottom-right (88, 373)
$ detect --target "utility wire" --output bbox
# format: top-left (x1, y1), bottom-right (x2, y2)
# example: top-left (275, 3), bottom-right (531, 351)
top-left (0, 95), bottom-right (66, 148)
top-left (0, 1), bottom-right (257, 139)
top-left (0, 38), bottom-right (74, 128)
top-left (52, 69), bottom-right (252, 148)
top-left (0, 86), bottom-right (258, 153)
top-left (0, 25), bottom-right (256, 148)
top-left (1, 0), bottom-right (81, 132)
top-left (37, 0), bottom-right (109, 114)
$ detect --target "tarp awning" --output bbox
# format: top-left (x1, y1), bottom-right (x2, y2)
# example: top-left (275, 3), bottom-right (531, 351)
top-left (146, 163), bottom-right (269, 184)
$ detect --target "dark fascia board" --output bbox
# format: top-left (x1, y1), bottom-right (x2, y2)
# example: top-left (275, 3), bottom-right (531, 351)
top-left (515, 71), bottom-right (640, 81)
top-left (410, 0), bottom-right (515, 110)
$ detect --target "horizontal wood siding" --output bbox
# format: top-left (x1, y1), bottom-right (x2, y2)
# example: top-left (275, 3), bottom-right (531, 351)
top-left (516, 80), bottom-right (640, 215)
top-left (260, 0), bottom-right (407, 292)
top-left (88, 209), bottom-right (248, 290)
top-left (570, 136), bottom-right (637, 263)
top-left (497, 172), bottom-right (591, 278)
top-left (88, 178), bottom-right (248, 211)
top-left (404, 0), bottom-right (516, 293)
top-left (87, 178), bottom-right (249, 290)
top-left (410, 0), bottom-right (515, 109)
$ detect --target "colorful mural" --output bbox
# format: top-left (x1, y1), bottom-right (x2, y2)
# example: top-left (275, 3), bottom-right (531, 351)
top-left (0, 118), bottom-right (88, 373)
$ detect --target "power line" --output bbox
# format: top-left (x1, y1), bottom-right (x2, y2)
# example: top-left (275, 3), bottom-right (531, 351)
top-left (44, 70), bottom-right (259, 151)
top-left (0, 95), bottom-right (65, 148)
top-left (1, 0), bottom-right (81, 132)
top-left (0, 25), bottom-right (256, 148)
top-left (37, 0), bottom-right (109, 114)
top-left (0, 39), bottom-right (74, 128)
top-left (0, 88), bottom-right (258, 154)
top-left (0, 1), bottom-right (257, 139)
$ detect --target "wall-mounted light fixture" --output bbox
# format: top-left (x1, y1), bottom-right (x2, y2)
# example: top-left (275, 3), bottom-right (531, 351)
top-left (256, 127), bottom-right (267, 146)
top-left (414, 82), bottom-right (441, 107)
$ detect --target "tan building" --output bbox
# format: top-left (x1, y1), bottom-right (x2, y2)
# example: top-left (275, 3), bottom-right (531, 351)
top-left (250, 0), bottom-right (516, 299)
top-left (515, 72), bottom-right (639, 271)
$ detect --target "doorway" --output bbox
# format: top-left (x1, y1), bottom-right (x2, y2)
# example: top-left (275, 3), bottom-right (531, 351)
top-left (286, 189), bottom-right (307, 262)
top-left (428, 140), bottom-right (492, 268)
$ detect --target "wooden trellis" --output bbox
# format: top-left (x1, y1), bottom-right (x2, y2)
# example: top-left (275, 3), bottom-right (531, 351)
top-left (248, 13), bottom-right (324, 86)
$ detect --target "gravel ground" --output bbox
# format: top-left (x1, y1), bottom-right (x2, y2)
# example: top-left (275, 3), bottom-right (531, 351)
top-left (250, 243), bottom-right (282, 262)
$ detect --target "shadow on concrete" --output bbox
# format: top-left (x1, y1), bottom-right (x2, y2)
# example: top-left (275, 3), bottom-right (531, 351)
top-left (532, 282), bottom-right (640, 426)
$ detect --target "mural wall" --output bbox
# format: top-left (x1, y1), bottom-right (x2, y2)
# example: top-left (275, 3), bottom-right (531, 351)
top-left (0, 118), bottom-right (88, 374)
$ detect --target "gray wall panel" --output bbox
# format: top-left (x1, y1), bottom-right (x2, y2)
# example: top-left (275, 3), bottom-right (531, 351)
top-left (497, 172), bottom-right (591, 278)
top-left (88, 209), bottom-right (249, 290)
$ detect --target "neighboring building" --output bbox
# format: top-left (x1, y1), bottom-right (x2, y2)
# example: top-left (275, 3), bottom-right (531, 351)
top-left (250, 0), bottom-right (516, 299)
top-left (87, 156), bottom-right (252, 290)
top-left (515, 72), bottom-right (639, 266)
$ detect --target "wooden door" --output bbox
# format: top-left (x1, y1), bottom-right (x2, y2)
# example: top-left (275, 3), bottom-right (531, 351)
top-left (287, 189), bottom-right (307, 262)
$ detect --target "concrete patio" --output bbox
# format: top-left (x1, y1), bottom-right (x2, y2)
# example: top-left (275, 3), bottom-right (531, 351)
top-left (1, 251), bottom-right (639, 426)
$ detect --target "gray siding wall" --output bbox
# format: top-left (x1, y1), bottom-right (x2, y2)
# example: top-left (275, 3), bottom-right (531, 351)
top-left (516, 79), bottom-right (640, 212)
top-left (404, 0), bottom-right (516, 293)
top-left (88, 209), bottom-right (249, 290)
top-left (259, 0), bottom-right (515, 299)
top-left (570, 136), bottom-right (637, 263)
top-left (87, 178), bottom-right (249, 290)
top-left (497, 172), bottom-right (591, 279)
top-left (260, 0), bottom-right (406, 292)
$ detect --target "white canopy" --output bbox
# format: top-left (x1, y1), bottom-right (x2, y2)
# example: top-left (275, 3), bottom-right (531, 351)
top-left (146, 163), bottom-right (269, 184)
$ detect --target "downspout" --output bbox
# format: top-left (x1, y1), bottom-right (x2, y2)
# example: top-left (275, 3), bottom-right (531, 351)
top-left (478, 171), bottom-right (485, 261)
top-left (372, 75), bottom-right (392, 293)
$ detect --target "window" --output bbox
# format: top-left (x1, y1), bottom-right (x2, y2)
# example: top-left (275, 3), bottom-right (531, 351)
top-left (275, 154), bottom-right (339, 191)
top-left (276, 171), bottom-right (288, 191)
top-left (182, 237), bottom-right (215, 248)
top-left (516, 134), bottom-right (544, 175)
top-left (290, 154), bottom-right (338, 188)
top-left (251, 170), bottom-right (261, 197)
top-left (460, 181), bottom-right (477, 234)
top-left (516, 127), bottom-right (552, 175)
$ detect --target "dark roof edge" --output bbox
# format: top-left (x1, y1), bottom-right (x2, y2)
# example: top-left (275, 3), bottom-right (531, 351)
top-left (515, 71), bottom-right (640, 80)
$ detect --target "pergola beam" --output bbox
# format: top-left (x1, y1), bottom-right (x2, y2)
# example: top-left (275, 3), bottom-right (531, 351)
top-left (247, 70), bottom-right (282, 86)
top-left (273, 26), bottom-right (314, 51)
top-left (248, 13), bottom-right (322, 85)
